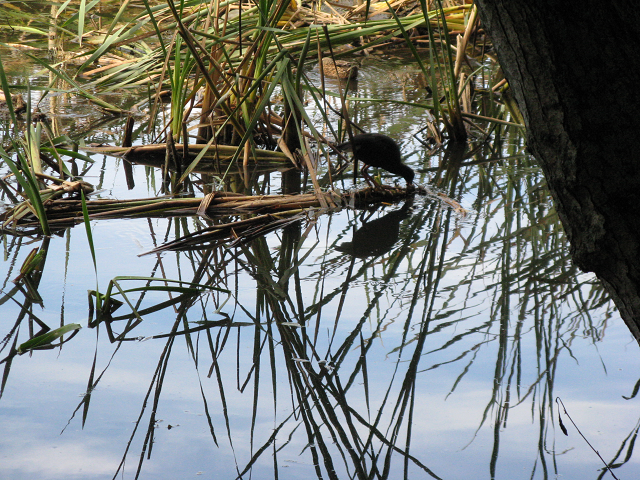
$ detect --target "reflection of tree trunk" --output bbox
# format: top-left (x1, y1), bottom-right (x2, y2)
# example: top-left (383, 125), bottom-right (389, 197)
top-left (474, 1), bottom-right (640, 341)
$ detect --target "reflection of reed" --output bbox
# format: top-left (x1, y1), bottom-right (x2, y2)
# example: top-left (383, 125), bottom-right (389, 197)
top-left (1, 135), bottom-right (627, 479)
top-left (238, 215), bottom-right (447, 479)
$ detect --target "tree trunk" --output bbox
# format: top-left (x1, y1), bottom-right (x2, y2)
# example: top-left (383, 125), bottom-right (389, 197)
top-left (473, 1), bottom-right (640, 341)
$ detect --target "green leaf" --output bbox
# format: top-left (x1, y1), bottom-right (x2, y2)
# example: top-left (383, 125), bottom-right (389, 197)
top-left (18, 324), bottom-right (82, 353)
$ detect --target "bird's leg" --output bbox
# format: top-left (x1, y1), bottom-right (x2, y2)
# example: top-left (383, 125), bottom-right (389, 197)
top-left (362, 164), bottom-right (399, 192)
top-left (361, 164), bottom-right (385, 190)
top-left (361, 164), bottom-right (378, 187)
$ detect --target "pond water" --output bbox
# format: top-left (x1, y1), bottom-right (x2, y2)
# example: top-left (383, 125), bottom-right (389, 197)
top-left (1, 40), bottom-right (639, 480)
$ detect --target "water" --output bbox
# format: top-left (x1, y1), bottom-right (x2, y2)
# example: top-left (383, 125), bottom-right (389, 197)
top-left (0, 41), bottom-right (639, 480)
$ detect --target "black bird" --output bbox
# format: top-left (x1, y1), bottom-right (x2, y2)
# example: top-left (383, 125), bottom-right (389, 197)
top-left (336, 133), bottom-right (415, 186)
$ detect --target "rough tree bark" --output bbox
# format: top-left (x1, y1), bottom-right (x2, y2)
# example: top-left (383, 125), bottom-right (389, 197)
top-left (473, 1), bottom-right (640, 342)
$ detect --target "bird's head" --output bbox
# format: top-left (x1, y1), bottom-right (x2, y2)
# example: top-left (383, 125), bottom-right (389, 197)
top-left (403, 166), bottom-right (415, 185)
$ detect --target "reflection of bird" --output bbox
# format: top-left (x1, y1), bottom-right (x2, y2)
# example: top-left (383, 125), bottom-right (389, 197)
top-left (336, 198), bottom-right (413, 258)
top-left (321, 57), bottom-right (358, 80)
top-left (336, 133), bottom-right (414, 186)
